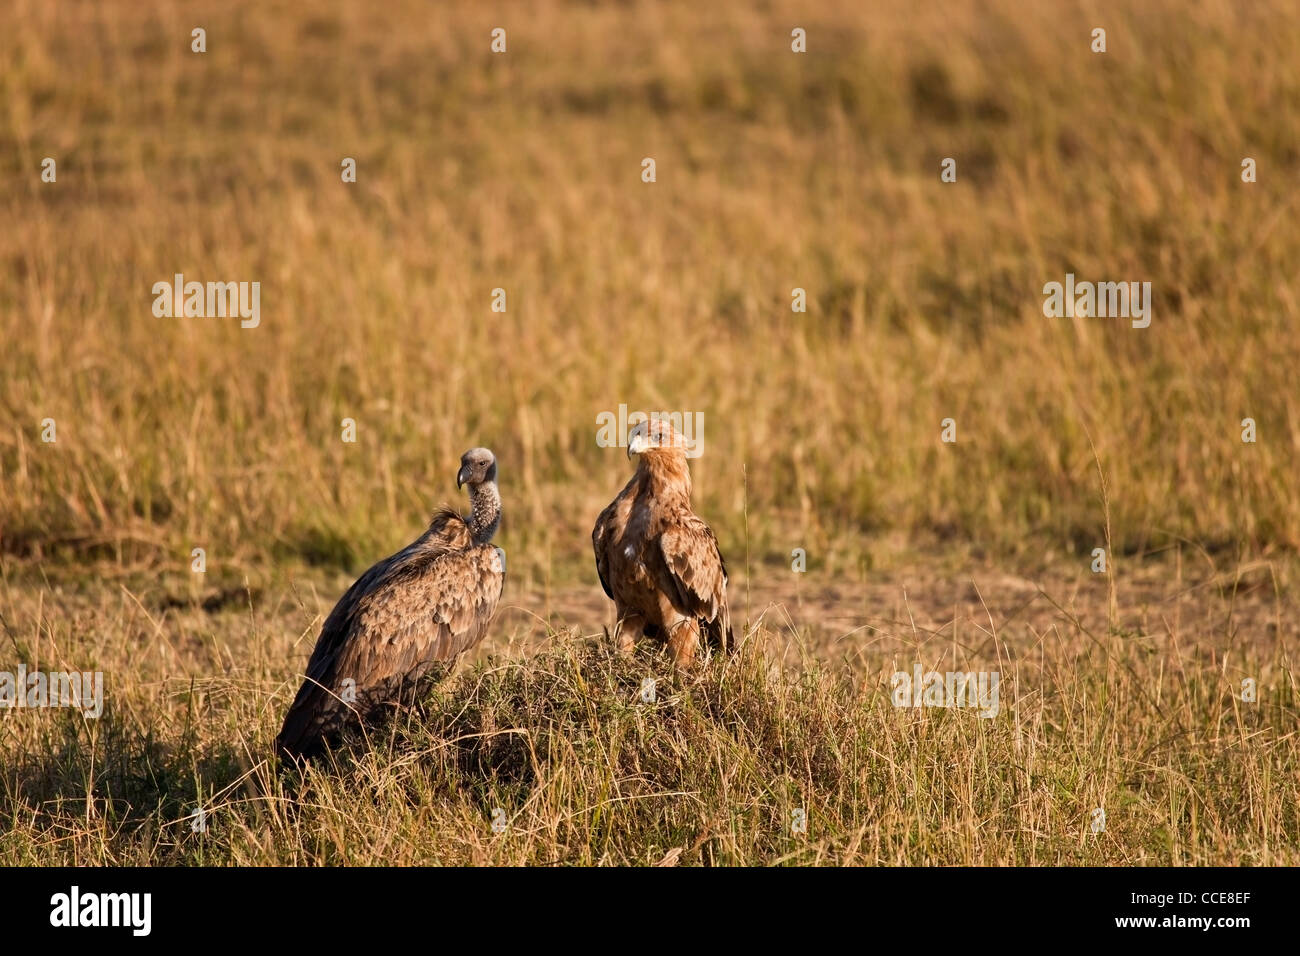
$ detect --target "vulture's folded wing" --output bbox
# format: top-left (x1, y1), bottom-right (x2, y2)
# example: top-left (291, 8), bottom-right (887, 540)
top-left (276, 541), bottom-right (504, 759)
top-left (346, 544), bottom-right (505, 681)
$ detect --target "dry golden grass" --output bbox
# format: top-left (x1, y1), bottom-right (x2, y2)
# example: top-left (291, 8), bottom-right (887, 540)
top-left (1, 560), bottom-right (1295, 865)
top-left (0, 0), bottom-right (1297, 864)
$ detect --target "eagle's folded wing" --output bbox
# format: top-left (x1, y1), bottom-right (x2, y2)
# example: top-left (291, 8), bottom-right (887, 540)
top-left (656, 513), bottom-right (730, 641)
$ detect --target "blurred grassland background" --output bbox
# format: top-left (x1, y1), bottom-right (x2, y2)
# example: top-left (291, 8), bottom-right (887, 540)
top-left (1, 0), bottom-right (1297, 586)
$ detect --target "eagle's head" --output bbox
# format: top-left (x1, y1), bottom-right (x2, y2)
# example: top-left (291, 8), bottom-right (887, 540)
top-left (626, 418), bottom-right (687, 460)
top-left (457, 447), bottom-right (498, 488)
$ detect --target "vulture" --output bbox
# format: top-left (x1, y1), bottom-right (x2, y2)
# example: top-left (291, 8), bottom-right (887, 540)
top-left (592, 418), bottom-right (734, 668)
top-left (276, 447), bottom-right (505, 762)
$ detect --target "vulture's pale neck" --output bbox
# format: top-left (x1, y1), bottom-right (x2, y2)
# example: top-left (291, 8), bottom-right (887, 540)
top-left (467, 480), bottom-right (501, 544)
top-left (639, 452), bottom-right (693, 501)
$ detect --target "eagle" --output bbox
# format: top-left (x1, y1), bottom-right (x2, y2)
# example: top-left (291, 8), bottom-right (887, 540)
top-left (276, 447), bottom-right (505, 762)
top-left (592, 418), bottom-right (734, 668)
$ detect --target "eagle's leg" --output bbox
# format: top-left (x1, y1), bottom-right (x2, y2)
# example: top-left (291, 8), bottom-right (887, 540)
top-left (612, 611), bottom-right (645, 656)
top-left (665, 618), bottom-right (701, 670)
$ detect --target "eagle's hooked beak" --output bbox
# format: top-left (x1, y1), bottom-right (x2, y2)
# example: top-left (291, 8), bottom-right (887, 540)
top-left (626, 434), bottom-right (643, 460)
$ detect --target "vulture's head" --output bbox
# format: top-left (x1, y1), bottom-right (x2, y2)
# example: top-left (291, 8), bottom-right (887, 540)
top-left (457, 447), bottom-right (498, 489)
top-left (626, 418), bottom-right (687, 461)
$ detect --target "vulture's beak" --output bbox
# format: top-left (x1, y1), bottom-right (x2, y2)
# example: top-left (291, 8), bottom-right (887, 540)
top-left (456, 465), bottom-right (470, 489)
